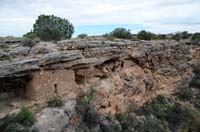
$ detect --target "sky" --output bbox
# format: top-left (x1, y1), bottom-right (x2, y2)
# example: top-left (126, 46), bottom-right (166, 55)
top-left (0, 0), bottom-right (200, 37)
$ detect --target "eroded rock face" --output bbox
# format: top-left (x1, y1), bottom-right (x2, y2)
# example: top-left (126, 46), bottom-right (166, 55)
top-left (33, 108), bottom-right (69, 132)
top-left (0, 40), bottom-right (199, 114)
top-left (33, 100), bottom-right (76, 132)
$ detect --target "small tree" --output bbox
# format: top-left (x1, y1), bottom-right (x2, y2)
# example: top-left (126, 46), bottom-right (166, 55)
top-left (111, 28), bottom-right (132, 39)
top-left (33, 14), bottom-right (74, 41)
top-left (172, 31), bottom-right (191, 41)
top-left (137, 30), bottom-right (158, 40)
top-left (77, 33), bottom-right (88, 39)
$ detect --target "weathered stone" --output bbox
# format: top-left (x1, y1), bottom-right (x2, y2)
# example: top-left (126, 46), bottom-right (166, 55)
top-left (26, 69), bottom-right (76, 100)
top-left (33, 108), bottom-right (69, 132)
top-left (0, 39), bottom-right (199, 114)
top-left (62, 100), bottom-right (77, 118)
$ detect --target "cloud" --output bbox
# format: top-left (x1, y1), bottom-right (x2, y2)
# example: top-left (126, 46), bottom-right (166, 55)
top-left (0, 0), bottom-right (200, 36)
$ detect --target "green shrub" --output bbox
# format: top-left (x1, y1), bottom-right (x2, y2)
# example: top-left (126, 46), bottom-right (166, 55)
top-left (115, 113), bottom-right (127, 122)
top-left (192, 33), bottom-right (200, 45)
top-left (137, 96), bottom-right (172, 120)
top-left (103, 33), bottom-right (115, 41)
top-left (32, 37), bottom-right (41, 43)
top-left (77, 34), bottom-right (88, 39)
top-left (0, 44), bottom-right (9, 49)
top-left (47, 96), bottom-right (64, 108)
top-left (192, 33), bottom-right (200, 40)
top-left (21, 37), bottom-right (32, 46)
top-left (171, 31), bottom-right (191, 41)
top-left (75, 127), bottom-right (85, 132)
top-left (144, 116), bottom-right (169, 132)
top-left (157, 34), bottom-right (167, 40)
top-left (0, 107), bottom-right (35, 132)
top-left (4, 123), bottom-right (30, 132)
top-left (33, 14), bottom-right (74, 41)
top-left (110, 28), bottom-right (132, 39)
top-left (21, 36), bottom-right (40, 46)
top-left (23, 32), bottom-right (37, 39)
top-left (181, 31), bottom-right (191, 39)
top-left (131, 35), bottom-right (139, 41)
top-left (137, 95), bottom-right (200, 131)
top-left (14, 107), bottom-right (35, 127)
top-left (176, 88), bottom-right (193, 101)
top-left (137, 30), bottom-right (158, 40)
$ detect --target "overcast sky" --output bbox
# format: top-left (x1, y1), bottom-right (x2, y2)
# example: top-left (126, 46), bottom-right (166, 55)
top-left (0, 0), bottom-right (200, 37)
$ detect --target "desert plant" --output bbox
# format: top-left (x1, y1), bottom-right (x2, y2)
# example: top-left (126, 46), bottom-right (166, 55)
top-left (111, 28), bottom-right (132, 39)
top-left (47, 96), bottom-right (64, 108)
top-left (21, 37), bottom-right (32, 46)
top-left (103, 33), bottom-right (115, 41)
top-left (143, 116), bottom-right (169, 132)
top-left (14, 107), bottom-right (35, 127)
top-left (192, 32), bottom-right (200, 40)
top-left (77, 34), bottom-right (88, 39)
top-left (176, 88), bottom-right (194, 101)
top-left (0, 44), bottom-right (9, 49)
top-left (131, 35), bottom-right (139, 41)
top-left (33, 14), bottom-right (74, 41)
top-left (171, 31), bottom-right (191, 41)
top-left (137, 30), bottom-right (158, 40)
top-left (137, 95), bottom-right (200, 131)
top-left (0, 107), bottom-right (35, 132)
top-left (181, 31), bottom-right (191, 39)
top-left (192, 33), bottom-right (200, 45)
top-left (157, 34), bottom-right (167, 40)
top-left (23, 31), bottom-right (37, 39)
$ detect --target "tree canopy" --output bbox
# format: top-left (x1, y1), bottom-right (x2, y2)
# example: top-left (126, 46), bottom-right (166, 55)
top-left (33, 15), bottom-right (74, 41)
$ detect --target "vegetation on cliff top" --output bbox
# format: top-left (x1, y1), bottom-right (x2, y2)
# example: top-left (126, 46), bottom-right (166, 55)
top-left (1, 14), bottom-right (200, 44)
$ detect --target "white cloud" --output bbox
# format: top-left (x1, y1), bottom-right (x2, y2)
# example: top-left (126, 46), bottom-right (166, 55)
top-left (0, 0), bottom-right (200, 36)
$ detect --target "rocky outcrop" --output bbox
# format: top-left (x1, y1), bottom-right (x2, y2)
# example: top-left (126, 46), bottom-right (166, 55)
top-left (0, 40), bottom-right (197, 77)
top-left (32, 100), bottom-right (76, 132)
top-left (0, 39), bottom-right (199, 115)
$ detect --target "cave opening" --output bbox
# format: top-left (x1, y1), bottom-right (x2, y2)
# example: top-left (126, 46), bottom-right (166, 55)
top-left (0, 75), bottom-right (31, 99)
top-left (0, 75), bottom-right (32, 115)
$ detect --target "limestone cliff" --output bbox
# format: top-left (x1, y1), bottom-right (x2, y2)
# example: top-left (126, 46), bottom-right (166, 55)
top-left (0, 39), bottom-right (199, 115)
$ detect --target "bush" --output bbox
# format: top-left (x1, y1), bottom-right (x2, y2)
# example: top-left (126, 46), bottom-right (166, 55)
top-left (14, 107), bottom-right (35, 127)
top-left (171, 31), bottom-right (191, 41)
top-left (77, 34), bottom-right (88, 39)
top-left (181, 31), bottom-right (191, 39)
top-left (144, 116), bottom-right (169, 132)
top-left (21, 37), bottom-right (32, 46)
top-left (157, 34), bottom-right (167, 40)
top-left (0, 44), bottom-right (9, 49)
top-left (137, 30), bottom-right (158, 40)
top-left (176, 88), bottom-right (194, 101)
top-left (137, 95), bottom-right (200, 131)
top-left (0, 107), bottom-right (35, 132)
top-left (75, 99), bottom-right (122, 132)
top-left (47, 96), bottom-right (64, 108)
top-left (192, 33), bottom-right (200, 40)
top-left (103, 33), bottom-right (115, 41)
top-left (23, 31), bottom-right (37, 39)
top-left (110, 28), bottom-right (132, 39)
top-left (172, 31), bottom-right (191, 41)
top-left (33, 14), bottom-right (74, 41)
top-left (192, 33), bottom-right (200, 45)
top-left (131, 35), bottom-right (139, 41)
top-left (21, 36), bottom-right (40, 46)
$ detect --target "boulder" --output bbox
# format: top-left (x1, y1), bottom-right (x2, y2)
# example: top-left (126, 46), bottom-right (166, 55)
top-left (33, 108), bottom-right (69, 132)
